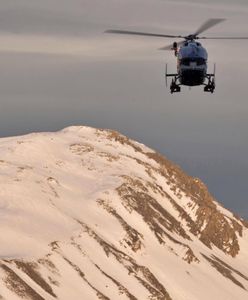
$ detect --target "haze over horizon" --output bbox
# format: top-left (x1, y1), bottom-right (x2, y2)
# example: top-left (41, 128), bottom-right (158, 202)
top-left (0, 0), bottom-right (247, 218)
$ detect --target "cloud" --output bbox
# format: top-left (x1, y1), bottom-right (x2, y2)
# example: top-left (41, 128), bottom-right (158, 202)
top-left (0, 33), bottom-right (168, 62)
top-left (0, 0), bottom-right (246, 38)
top-left (0, 34), bottom-right (99, 56)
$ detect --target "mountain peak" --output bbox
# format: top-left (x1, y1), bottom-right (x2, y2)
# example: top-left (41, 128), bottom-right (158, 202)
top-left (0, 126), bottom-right (247, 300)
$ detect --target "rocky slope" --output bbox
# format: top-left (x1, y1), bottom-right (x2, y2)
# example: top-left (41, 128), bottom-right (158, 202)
top-left (0, 126), bottom-right (247, 300)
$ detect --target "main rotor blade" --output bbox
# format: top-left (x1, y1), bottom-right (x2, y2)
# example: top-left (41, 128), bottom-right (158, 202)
top-left (193, 18), bottom-right (225, 36)
top-left (159, 40), bottom-right (185, 50)
top-left (198, 36), bottom-right (248, 39)
top-left (158, 44), bottom-right (175, 50)
top-left (105, 29), bottom-right (184, 39)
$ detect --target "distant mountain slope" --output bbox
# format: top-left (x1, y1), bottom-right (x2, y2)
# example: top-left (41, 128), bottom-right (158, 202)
top-left (0, 126), bottom-right (247, 300)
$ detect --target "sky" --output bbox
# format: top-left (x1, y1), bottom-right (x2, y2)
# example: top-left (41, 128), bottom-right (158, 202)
top-left (0, 0), bottom-right (247, 218)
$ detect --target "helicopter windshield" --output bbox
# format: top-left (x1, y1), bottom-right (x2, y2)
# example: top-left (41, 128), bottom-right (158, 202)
top-left (180, 57), bottom-right (206, 66)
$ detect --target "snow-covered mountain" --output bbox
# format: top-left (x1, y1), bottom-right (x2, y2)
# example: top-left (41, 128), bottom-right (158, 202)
top-left (0, 126), bottom-right (247, 300)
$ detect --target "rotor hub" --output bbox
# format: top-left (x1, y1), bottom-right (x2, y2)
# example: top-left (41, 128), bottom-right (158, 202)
top-left (185, 35), bottom-right (198, 41)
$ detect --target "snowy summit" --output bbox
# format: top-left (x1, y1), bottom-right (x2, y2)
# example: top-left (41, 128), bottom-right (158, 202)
top-left (0, 126), bottom-right (247, 300)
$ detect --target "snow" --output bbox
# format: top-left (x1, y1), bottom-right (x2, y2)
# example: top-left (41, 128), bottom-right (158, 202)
top-left (0, 125), bottom-right (247, 300)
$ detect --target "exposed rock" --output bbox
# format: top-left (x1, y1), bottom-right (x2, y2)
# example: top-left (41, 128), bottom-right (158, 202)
top-left (0, 126), bottom-right (247, 300)
top-left (201, 254), bottom-right (248, 290)
top-left (14, 261), bottom-right (56, 298)
top-left (1, 264), bottom-right (46, 300)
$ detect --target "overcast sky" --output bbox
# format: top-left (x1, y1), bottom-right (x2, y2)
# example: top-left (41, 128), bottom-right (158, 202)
top-left (0, 0), bottom-right (247, 218)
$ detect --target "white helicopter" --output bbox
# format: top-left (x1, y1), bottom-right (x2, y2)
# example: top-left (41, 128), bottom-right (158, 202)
top-left (106, 19), bottom-right (248, 94)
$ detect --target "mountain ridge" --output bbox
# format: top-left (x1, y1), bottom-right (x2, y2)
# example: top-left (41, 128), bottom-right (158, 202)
top-left (0, 125), bottom-right (247, 300)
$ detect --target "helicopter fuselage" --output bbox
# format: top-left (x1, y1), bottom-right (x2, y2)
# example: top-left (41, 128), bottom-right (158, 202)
top-left (177, 41), bottom-right (208, 86)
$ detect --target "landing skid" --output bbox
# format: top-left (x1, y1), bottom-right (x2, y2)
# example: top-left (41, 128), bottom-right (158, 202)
top-left (170, 77), bottom-right (181, 93)
top-left (165, 64), bottom-right (181, 93)
top-left (204, 66), bottom-right (216, 93)
top-left (165, 63), bottom-right (216, 94)
top-left (203, 76), bottom-right (215, 93)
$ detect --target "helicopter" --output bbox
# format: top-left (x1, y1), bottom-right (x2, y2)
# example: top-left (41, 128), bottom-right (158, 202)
top-left (105, 19), bottom-right (248, 94)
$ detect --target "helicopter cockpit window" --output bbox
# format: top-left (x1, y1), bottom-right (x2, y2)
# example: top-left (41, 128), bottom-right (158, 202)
top-left (180, 58), bottom-right (190, 66)
top-left (195, 58), bottom-right (206, 65)
top-left (180, 57), bottom-right (206, 66)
